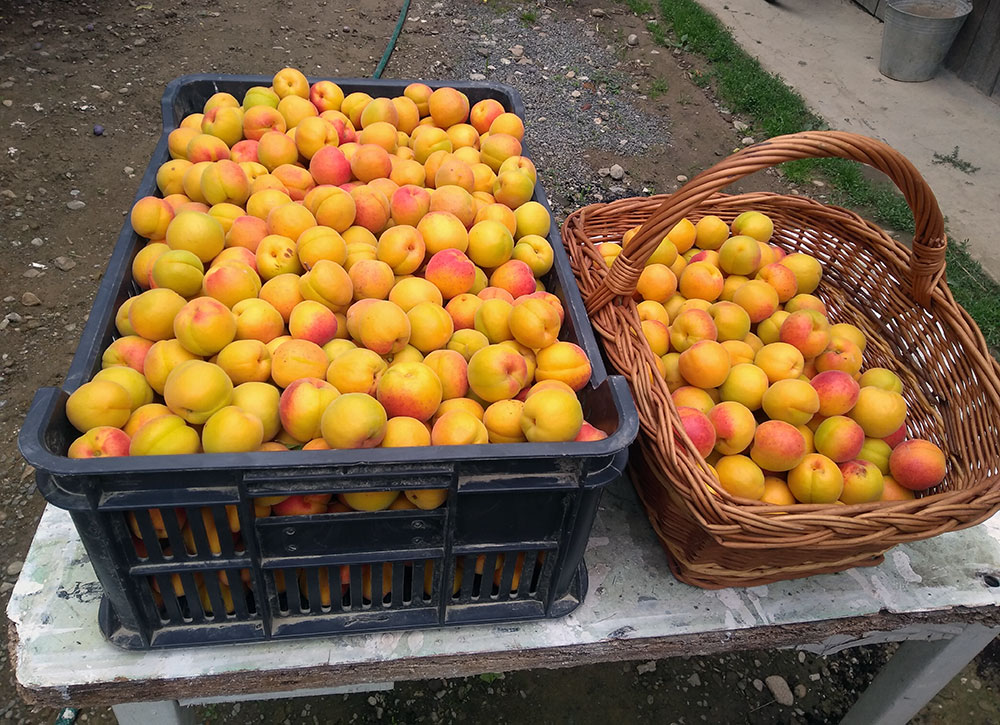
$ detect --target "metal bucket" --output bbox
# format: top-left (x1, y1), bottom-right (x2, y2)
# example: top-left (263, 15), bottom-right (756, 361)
top-left (879, 0), bottom-right (972, 82)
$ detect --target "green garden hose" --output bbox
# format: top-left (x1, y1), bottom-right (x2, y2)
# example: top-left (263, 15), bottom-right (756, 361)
top-left (373, 0), bottom-right (411, 78)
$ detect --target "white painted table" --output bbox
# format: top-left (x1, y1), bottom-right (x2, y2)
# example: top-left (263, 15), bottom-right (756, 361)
top-left (8, 476), bottom-right (1000, 725)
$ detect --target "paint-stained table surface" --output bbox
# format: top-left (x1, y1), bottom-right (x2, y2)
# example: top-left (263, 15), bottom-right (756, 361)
top-left (9, 476), bottom-right (1000, 706)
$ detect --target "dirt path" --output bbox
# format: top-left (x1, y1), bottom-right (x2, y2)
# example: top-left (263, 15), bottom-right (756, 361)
top-left (0, 0), bottom-right (996, 723)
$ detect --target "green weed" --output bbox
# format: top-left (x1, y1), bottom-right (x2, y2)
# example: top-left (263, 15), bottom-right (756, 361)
top-left (932, 146), bottom-right (980, 175)
top-left (649, 77), bottom-right (669, 98)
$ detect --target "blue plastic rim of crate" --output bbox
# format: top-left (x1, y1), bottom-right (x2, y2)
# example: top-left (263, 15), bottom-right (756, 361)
top-left (18, 75), bottom-right (639, 649)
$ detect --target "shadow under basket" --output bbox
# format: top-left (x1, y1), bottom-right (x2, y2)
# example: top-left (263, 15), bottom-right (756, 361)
top-left (561, 130), bottom-right (1000, 589)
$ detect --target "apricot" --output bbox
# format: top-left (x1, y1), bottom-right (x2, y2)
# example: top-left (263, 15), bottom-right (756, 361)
top-left (669, 308), bottom-right (717, 353)
top-left (65, 380), bottom-right (133, 432)
top-left (68, 426), bottom-right (132, 459)
top-left (131, 196), bottom-right (175, 241)
top-left (780, 310), bottom-right (831, 359)
top-left (467, 344), bottom-right (530, 402)
top-left (309, 145), bottom-right (353, 187)
top-left (231, 382), bottom-right (281, 441)
top-left (719, 363), bottom-right (769, 411)
top-left (534, 341), bottom-right (592, 391)
top-left (92, 367), bottom-right (153, 411)
top-left (428, 87), bottom-right (470, 129)
top-left (761, 379), bottom-right (820, 426)
top-left (838, 459), bottom-right (885, 504)
top-left (677, 406), bottom-right (717, 458)
top-left (761, 477), bottom-right (797, 506)
top-left (276, 94), bottom-right (318, 128)
top-left (678, 340), bottom-right (731, 389)
top-left (101, 335), bottom-right (154, 375)
top-left (678, 261), bottom-right (724, 302)
top-left (732, 279), bottom-right (779, 323)
top-left (634, 264), bottom-right (677, 304)
top-left (754, 343), bottom-right (805, 384)
top-left (506, 298), bottom-right (558, 350)
top-left (420, 349), bottom-right (469, 401)
top-left (673, 386), bottom-right (716, 415)
top-left (689, 216), bottom-right (728, 251)
top-left (490, 259), bottom-right (537, 299)
top-left (889, 439), bottom-right (946, 491)
top-left (858, 437), bottom-right (892, 474)
top-left (320, 393), bottom-right (388, 448)
top-left (202, 263), bottom-right (262, 309)
top-left (881, 475), bottom-right (916, 501)
top-left (849, 387), bottom-right (907, 438)
top-left (813, 415), bottom-right (866, 463)
top-left (173, 297), bottom-right (237, 356)
top-left (830, 322), bottom-right (867, 353)
top-left (381, 415), bottom-right (432, 447)
top-left (718, 235), bottom-right (761, 276)
top-left (477, 399), bottom-right (524, 444)
top-left (431, 410), bottom-right (489, 445)
top-left (288, 300), bottom-right (339, 346)
top-left (750, 420), bottom-right (807, 472)
top-left (714, 455), bottom-right (765, 500)
top-left (349, 259), bottom-right (395, 300)
top-left (123, 403), bottom-right (172, 438)
top-left (349, 185), bottom-right (392, 234)
top-left (163, 360), bottom-right (233, 424)
top-left (480, 133), bottom-right (522, 173)
top-left (520, 388), bottom-right (583, 442)
top-left (270, 339), bottom-right (329, 388)
top-left (858, 367), bottom-right (903, 393)
top-left (165, 210), bottom-right (225, 264)
top-left (273, 67), bottom-right (309, 99)
top-left (298, 259), bottom-right (353, 310)
top-left (810, 370), bottom-right (860, 417)
top-left (787, 453), bottom-right (844, 503)
top-left (756, 262), bottom-right (798, 303)
top-left (326, 347), bottom-right (387, 396)
top-left (357, 300), bottom-right (412, 355)
top-left (721, 340), bottom-right (756, 367)
top-left (708, 301), bottom-right (751, 342)
top-left (447, 329), bottom-right (490, 361)
top-left (278, 377), bottom-right (340, 443)
top-left (707, 401), bottom-right (756, 455)
top-left (731, 211), bottom-right (773, 242)
top-left (202, 406), bottom-right (265, 453)
top-left (129, 414), bottom-right (201, 456)
top-left (424, 248), bottom-right (476, 300)
top-left (779, 252), bottom-right (822, 294)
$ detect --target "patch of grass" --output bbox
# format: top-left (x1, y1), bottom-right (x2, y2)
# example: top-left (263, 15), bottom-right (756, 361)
top-left (933, 146), bottom-right (980, 175)
top-left (946, 239), bottom-right (1000, 352)
top-left (647, 0), bottom-right (1000, 351)
top-left (520, 9), bottom-right (538, 25)
top-left (624, 0), bottom-right (653, 13)
top-left (649, 77), bottom-right (669, 98)
top-left (646, 19), bottom-right (667, 45)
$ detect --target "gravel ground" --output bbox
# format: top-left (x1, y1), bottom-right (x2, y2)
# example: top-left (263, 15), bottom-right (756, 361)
top-left (433, 1), bottom-right (669, 216)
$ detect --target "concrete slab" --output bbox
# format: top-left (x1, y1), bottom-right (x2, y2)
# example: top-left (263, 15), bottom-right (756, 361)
top-left (694, 0), bottom-right (1000, 278)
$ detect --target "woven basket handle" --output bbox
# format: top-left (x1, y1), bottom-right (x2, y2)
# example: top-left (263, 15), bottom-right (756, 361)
top-left (585, 130), bottom-right (946, 314)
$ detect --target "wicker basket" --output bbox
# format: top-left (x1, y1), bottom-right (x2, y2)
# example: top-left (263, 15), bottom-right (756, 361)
top-left (561, 131), bottom-right (1000, 589)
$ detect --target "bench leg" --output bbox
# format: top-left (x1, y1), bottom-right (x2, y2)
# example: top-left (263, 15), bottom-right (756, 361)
top-left (112, 700), bottom-right (193, 725)
top-left (840, 623), bottom-right (999, 725)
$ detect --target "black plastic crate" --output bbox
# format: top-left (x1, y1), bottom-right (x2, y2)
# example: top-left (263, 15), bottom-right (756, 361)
top-left (18, 75), bottom-right (638, 650)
